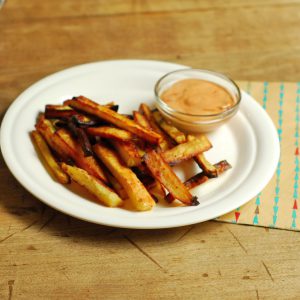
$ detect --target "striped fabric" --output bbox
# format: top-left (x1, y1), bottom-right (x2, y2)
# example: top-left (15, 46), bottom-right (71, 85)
top-left (216, 81), bottom-right (299, 231)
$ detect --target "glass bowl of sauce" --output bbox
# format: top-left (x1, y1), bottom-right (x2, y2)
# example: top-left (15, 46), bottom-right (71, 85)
top-left (154, 69), bottom-right (241, 132)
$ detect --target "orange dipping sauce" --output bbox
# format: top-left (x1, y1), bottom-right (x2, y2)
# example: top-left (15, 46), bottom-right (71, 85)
top-left (161, 79), bottom-right (235, 115)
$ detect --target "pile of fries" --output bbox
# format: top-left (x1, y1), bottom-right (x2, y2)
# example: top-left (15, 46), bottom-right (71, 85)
top-left (31, 96), bottom-right (231, 211)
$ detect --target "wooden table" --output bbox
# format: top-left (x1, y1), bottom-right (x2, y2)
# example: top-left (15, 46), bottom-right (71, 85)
top-left (1, 1), bottom-right (300, 299)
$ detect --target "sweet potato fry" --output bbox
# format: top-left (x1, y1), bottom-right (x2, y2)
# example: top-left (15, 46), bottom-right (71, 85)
top-left (133, 111), bottom-right (151, 129)
top-left (111, 140), bottom-right (142, 167)
top-left (31, 130), bottom-right (69, 184)
top-left (65, 117), bottom-right (93, 156)
top-left (107, 104), bottom-right (119, 112)
top-left (194, 153), bottom-right (218, 178)
top-left (132, 164), bottom-right (166, 203)
top-left (45, 104), bottom-right (102, 127)
top-left (139, 103), bottom-right (173, 151)
top-left (152, 115), bottom-right (217, 177)
top-left (166, 160), bottom-right (231, 202)
top-left (76, 127), bottom-right (93, 156)
top-left (144, 150), bottom-right (198, 205)
top-left (35, 115), bottom-right (71, 160)
top-left (61, 163), bottom-right (123, 207)
top-left (54, 128), bottom-right (77, 153)
top-left (35, 114), bottom-right (55, 136)
top-left (152, 110), bottom-right (187, 144)
top-left (33, 96), bottom-right (231, 212)
top-left (45, 105), bottom-right (76, 119)
top-left (106, 172), bottom-right (128, 199)
top-left (45, 104), bottom-right (73, 111)
top-left (66, 117), bottom-right (79, 138)
top-left (146, 180), bottom-right (166, 203)
top-left (51, 119), bottom-right (68, 129)
top-left (64, 96), bottom-right (161, 144)
top-left (93, 143), bottom-right (155, 211)
top-left (71, 114), bottom-right (102, 127)
top-left (161, 135), bottom-right (212, 165)
top-left (56, 128), bottom-right (108, 183)
top-left (132, 111), bottom-right (157, 152)
top-left (44, 102), bottom-right (111, 122)
top-left (87, 126), bottom-right (134, 142)
top-left (131, 164), bottom-right (154, 186)
top-left (187, 135), bottom-right (218, 177)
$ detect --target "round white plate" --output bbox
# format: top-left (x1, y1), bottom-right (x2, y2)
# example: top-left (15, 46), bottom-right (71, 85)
top-left (0, 60), bottom-right (279, 229)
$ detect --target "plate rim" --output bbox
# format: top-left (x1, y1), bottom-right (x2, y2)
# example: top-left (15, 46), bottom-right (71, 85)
top-left (0, 59), bottom-right (280, 229)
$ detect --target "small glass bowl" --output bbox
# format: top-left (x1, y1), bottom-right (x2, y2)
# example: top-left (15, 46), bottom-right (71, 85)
top-left (154, 69), bottom-right (241, 132)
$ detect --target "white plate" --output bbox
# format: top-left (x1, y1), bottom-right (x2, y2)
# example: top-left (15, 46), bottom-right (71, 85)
top-left (0, 60), bottom-right (279, 229)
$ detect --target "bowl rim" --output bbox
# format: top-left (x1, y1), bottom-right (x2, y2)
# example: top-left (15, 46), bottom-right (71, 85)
top-left (154, 68), bottom-right (242, 118)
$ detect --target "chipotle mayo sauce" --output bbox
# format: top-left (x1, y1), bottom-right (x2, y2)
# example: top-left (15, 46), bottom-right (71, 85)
top-left (161, 79), bottom-right (234, 115)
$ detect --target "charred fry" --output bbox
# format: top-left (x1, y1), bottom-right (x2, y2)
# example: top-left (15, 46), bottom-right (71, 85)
top-left (63, 115), bottom-right (93, 156)
top-left (132, 164), bottom-right (166, 203)
top-left (194, 153), bottom-right (218, 178)
top-left (76, 127), bottom-right (93, 156)
top-left (146, 180), bottom-right (166, 203)
top-left (144, 150), bottom-right (198, 205)
top-left (56, 128), bottom-right (108, 183)
top-left (108, 105), bottom-right (119, 112)
top-left (45, 104), bottom-right (103, 127)
top-left (45, 105), bottom-right (76, 119)
top-left (71, 114), bottom-right (102, 127)
top-left (131, 164), bottom-right (154, 186)
top-left (166, 160), bottom-right (231, 202)
top-left (64, 96), bottom-right (161, 144)
top-left (187, 135), bottom-right (218, 177)
top-left (66, 117), bottom-right (79, 138)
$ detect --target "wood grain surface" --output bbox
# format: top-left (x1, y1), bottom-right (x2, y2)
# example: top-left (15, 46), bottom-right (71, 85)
top-left (1, 1), bottom-right (300, 299)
